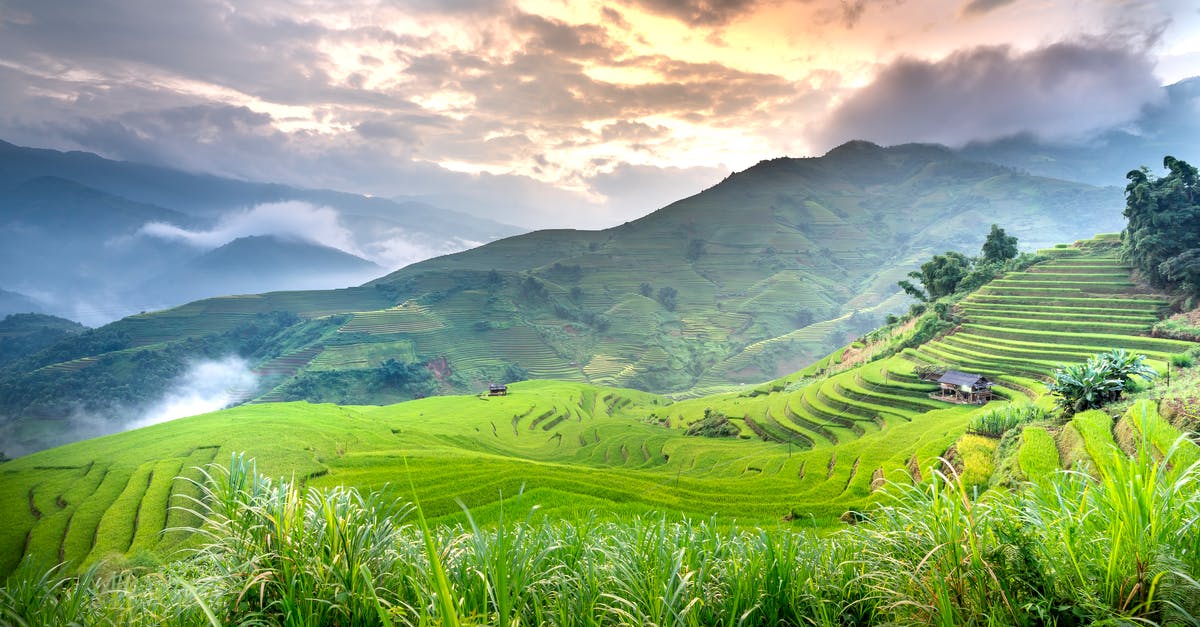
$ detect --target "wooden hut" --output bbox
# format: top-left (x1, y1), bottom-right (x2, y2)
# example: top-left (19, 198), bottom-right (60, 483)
top-left (935, 370), bottom-right (994, 404)
top-left (488, 384), bottom-right (508, 397)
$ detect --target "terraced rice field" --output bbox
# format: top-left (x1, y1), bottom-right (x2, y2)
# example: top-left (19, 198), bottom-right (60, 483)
top-left (3, 240), bottom-right (1195, 579)
top-left (910, 249), bottom-right (1191, 400)
top-left (338, 303), bottom-right (446, 334)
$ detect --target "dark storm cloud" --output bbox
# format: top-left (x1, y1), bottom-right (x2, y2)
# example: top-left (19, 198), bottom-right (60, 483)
top-left (812, 40), bottom-right (1165, 150)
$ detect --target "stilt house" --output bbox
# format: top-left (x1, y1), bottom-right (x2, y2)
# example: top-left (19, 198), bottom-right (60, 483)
top-left (935, 370), bottom-right (994, 404)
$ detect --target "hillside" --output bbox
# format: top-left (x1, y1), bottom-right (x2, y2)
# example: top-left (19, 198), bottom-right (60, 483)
top-left (0, 142), bottom-right (1131, 453)
top-left (0, 313), bottom-right (85, 367)
top-left (0, 236), bottom-right (1192, 578)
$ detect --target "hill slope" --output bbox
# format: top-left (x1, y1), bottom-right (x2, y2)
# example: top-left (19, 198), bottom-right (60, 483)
top-left (0, 142), bottom-right (1129, 453)
top-left (0, 236), bottom-right (1192, 577)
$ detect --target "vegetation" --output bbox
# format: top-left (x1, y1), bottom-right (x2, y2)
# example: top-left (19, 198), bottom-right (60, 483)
top-left (981, 223), bottom-right (1019, 264)
top-left (966, 403), bottom-right (1047, 437)
top-left (1048, 348), bottom-right (1157, 415)
top-left (0, 313), bottom-right (86, 367)
top-left (3, 426), bottom-right (1198, 626)
top-left (683, 408), bottom-right (740, 438)
top-left (1123, 156), bottom-right (1200, 295)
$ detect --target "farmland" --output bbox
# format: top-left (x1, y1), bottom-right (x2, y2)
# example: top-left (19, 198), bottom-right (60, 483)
top-left (1, 237), bottom-right (1195, 585)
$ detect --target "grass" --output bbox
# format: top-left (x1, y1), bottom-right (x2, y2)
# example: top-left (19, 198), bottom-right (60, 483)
top-left (4, 433), bottom-right (1198, 626)
top-left (1016, 427), bottom-right (1060, 480)
top-left (2, 237), bottom-right (1199, 624)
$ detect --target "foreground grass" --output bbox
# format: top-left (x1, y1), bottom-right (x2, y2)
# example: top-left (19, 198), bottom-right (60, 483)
top-left (4, 422), bottom-right (1199, 627)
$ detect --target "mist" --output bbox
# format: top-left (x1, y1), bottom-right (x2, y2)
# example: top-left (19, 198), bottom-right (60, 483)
top-left (0, 356), bottom-right (259, 458)
top-left (127, 356), bottom-right (259, 430)
top-left (139, 201), bottom-right (363, 257)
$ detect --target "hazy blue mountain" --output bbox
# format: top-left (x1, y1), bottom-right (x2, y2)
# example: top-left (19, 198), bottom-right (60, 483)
top-left (959, 76), bottom-right (1200, 186)
top-left (0, 139), bottom-right (520, 240)
top-left (134, 235), bottom-right (383, 305)
top-left (0, 289), bottom-right (43, 317)
top-left (0, 140), bottom-right (525, 324)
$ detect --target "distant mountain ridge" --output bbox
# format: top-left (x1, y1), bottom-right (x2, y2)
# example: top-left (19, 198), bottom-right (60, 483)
top-left (958, 76), bottom-right (1200, 186)
top-left (136, 235), bottom-right (382, 305)
top-left (0, 139), bottom-right (524, 324)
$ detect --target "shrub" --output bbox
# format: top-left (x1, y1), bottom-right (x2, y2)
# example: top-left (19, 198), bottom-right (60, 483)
top-left (684, 408), bottom-right (740, 438)
top-left (1048, 349), bottom-right (1157, 415)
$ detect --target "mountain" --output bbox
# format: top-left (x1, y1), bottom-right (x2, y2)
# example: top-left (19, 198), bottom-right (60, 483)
top-left (134, 235), bottom-right (383, 306)
top-left (0, 288), bottom-right (43, 317)
top-left (959, 76), bottom-right (1200, 186)
top-left (0, 141), bottom-right (1130, 454)
top-left (0, 140), bottom-right (524, 324)
top-left (0, 139), bottom-right (519, 237)
top-left (0, 313), bottom-right (85, 367)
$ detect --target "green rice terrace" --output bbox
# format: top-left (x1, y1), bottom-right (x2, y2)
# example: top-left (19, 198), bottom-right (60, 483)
top-left (2, 236), bottom-right (1196, 588)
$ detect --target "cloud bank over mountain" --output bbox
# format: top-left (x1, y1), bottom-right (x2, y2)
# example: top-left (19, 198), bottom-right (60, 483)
top-left (0, 0), bottom-right (1195, 227)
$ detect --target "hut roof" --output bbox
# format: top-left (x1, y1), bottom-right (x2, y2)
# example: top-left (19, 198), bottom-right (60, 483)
top-left (937, 370), bottom-right (988, 387)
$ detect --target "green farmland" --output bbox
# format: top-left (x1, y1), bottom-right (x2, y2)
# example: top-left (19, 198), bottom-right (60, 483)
top-left (1, 238), bottom-right (1194, 580)
top-left (0, 143), bottom-right (1133, 456)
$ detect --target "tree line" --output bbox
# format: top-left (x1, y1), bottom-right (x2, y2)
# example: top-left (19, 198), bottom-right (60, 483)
top-left (1123, 156), bottom-right (1200, 298)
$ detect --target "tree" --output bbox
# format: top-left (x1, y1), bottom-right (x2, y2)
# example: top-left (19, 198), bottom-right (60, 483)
top-left (1123, 156), bottom-right (1200, 293)
top-left (638, 282), bottom-right (653, 297)
top-left (685, 239), bottom-right (705, 261)
top-left (656, 286), bottom-right (678, 311)
top-left (519, 276), bottom-right (548, 302)
top-left (794, 308), bottom-right (815, 328)
top-left (901, 251), bottom-right (971, 302)
top-left (981, 224), bottom-right (1018, 263)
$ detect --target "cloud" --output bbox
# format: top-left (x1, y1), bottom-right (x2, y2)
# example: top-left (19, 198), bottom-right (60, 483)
top-left (586, 163), bottom-right (730, 219)
top-left (616, 0), bottom-right (764, 26)
top-left (811, 40), bottom-right (1166, 150)
top-left (0, 356), bottom-right (260, 456)
top-left (958, 0), bottom-right (1016, 17)
top-left (139, 201), bottom-right (362, 255)
top-left (126, 356), bottom-right (259, 431)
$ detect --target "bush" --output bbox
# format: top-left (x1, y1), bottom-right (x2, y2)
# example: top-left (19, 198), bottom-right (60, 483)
top-left (1048, 349), bottom-right (1157, 415)
top-left (684, 408), bottom-right (740, 438)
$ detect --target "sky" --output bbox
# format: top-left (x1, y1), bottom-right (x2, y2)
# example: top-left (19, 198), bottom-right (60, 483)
top-left (0, 0), bottom-right (1197, 229)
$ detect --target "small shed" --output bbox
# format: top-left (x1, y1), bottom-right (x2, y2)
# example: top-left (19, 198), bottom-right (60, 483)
top-left (935, 370), bottom-right (994, 404)
top-left (488, 384), bottom-right (508, 397)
